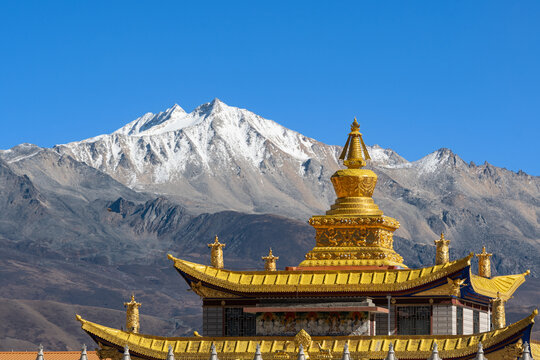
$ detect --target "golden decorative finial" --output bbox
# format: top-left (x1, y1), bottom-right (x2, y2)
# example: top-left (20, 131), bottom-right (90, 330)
top-left (476, 246), bottom-right (493, 278)
top-left (208, 235), bottom-right (225, 269)
top-left (123, 293), bottom-right (141, 333)
top-left (491, 292), bottom-right (507, 329)
top-left (434, 233), bottom-right (450, 265)
top-left (262, 248), bottom-right (279, 271)
top-left (339, 118), bottom-right (371, 169)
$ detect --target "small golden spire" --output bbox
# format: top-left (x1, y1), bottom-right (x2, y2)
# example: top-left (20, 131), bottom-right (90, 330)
top-left (262, 248), bottom-right (279, 271)
top-left (207, 235), bottom-right (225, 269)
top-left (339, 118), bottom-right (371, 169)
top-left (476, 246), bottom-right (493, 278)
top-left (123, 293), bottom-right (141, 333)
top-left (434, 233), bottom-right (450, 265)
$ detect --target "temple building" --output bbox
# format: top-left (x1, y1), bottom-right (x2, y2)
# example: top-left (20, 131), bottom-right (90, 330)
top-left (76, 120), bottom-right (537, 360)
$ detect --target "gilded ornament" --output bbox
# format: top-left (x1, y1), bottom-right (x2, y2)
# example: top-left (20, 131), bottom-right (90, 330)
top-left (294, 329), bottom-right (312, 350)
top-left (492, 292), bottom-right (507, 329)
top-left (262, 248), bottom-right (279, 271)
top-left (502, 339), bottom-right (523, 360)
top-left (434, 233), bottom-right (450, 265)
top-left (476, 246), bottom-right (492, 278)
top-left (447, 278), bottom-right (466, 297)
top-left (123, 294), bottom-right (141, 334)
top-left (208, 235), bottom-right (225, 269)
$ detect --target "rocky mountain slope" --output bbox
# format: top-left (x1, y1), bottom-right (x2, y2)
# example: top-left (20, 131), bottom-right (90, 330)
top-left (0, 99), bottom-right (538, 349)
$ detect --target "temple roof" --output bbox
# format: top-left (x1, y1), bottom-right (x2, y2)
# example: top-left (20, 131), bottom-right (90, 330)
top-left (75, 310), bottom-right (537, 360)
top-left (169, 254), bottom-right (528, 300)
top-left (470, 271), bottom-right (530, 301)
top-left (169, 254), bottom-right (472, 294)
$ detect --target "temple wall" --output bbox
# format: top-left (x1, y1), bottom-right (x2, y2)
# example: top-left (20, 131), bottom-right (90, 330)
top-left (480, 311), bottom-right (490, 332)
top-left (463, 308), bottom-right (474, 335)
top-left (432, 305), bottom-right (456, 335)
top-left (375, 310), bottom-right (396, 335)
top-left (203, 306), bottom-right (223, 336)
top-left (255, 312), bottom-right (371, 336)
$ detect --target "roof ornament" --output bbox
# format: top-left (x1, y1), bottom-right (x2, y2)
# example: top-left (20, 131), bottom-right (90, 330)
top-left (428, 342), bottom-right (443, 360)
top-left (208, 235), bottom-right (225, 269)
top-left (80, 344), bottom-right (88, 360)
top-left (36, 344), bottom-right (44, 360)
top-left (384, 343), bottom-right (398, 360)
top-left (124, 294), bottom-right (141, 333)
top-left (491, 292), bottom-right (507, 329)
top-left (519, 342), bottom-right (534, 360)
top-left (262, 248), bottom-right (279, 271)
top-left (474, 342), bottom-right (488, 360)
top-left (167, 345), bottom-right (175, 360)
top-left (339, 118), bottom-right (371, 169)
top-left (476, 246), bottom-right (493, 278)
top-left (341, 343), bottom-right (351, 360)
top-left (209, 343), bottom-right (219, 360)
top-left (253, 343), bottom-right (263, 360)
top-left (122, 345), bottom-right (131, 360)
top-left (297, 344), bottom-right (306, 360)
top-left (435, 233), bottom-right (451, 265)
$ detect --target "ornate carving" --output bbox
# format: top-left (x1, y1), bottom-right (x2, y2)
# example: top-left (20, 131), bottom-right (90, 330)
top-left (502, 339), bottom-right (523, 360)
top-left (492, 292), bottom-right (507, 329)
top-left (190, 281), bottom-right (239, 298)
top-left (262, 248), bottom-right (279, 271)
top-left (294, 329), bottom-right (312, 350)
top-left (476, 246), bottom-right (492, 278)
top-left (447, 278), bottom-right (466, 297)
top-left (123, 294), bottom-right (141, 333)
top-left (435, 233), bottom-right (450, 265)
top-left (97, 344), bottom-right (122, 360)
top-left (207, 235), bottom-right (225, 269)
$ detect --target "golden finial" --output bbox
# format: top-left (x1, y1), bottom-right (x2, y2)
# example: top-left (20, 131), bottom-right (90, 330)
top-left (262, 248), bottom-right (279, 271)
top-left (434, 233), bottom-right (450, 265)
top-left (476, 246), bottom-right (493, 278)
top-left (208, 235), bottom-right (225, 269)
top-left (491, 291), bottom-right (506, 329)
top-left (123, 293), bottom-right (141, 333)
top-left (339, 118), bottom-right (371, 169)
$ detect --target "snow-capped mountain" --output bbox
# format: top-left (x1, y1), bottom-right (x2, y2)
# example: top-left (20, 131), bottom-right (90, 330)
top-left (55, 98), bottom-right (343, 216)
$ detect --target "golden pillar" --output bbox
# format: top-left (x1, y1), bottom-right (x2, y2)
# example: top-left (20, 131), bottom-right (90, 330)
top-left (491, 293), bottom-right (506, 329)
top-left (208, 235), bottom-right (225, 269)
top-left (124, 294), bottom-right (141, 333)
top-left (262, 248), bottom-right (279, 271)
top-left (476, 246), bottom-right (492, 278)
top-left (434, 233), bottom-right (450, 265)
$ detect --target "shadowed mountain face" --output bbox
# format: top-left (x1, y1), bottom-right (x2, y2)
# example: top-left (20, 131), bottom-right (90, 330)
top-left (0, 100), bottom-right (538, 349)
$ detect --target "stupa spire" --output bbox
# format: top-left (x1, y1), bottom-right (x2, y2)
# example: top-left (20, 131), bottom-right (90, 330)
top-left (339, 118), bottom-right (371, 169)
top-left (299, 119), bottom-right (405, 268)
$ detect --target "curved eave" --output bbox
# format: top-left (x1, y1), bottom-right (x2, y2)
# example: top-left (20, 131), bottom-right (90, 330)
top-left (469, 271), bottom-right (530, 301)
top-left (76, 310), bottom-right (537, 360)
top-left (167, 254), bottom-right (473, 295)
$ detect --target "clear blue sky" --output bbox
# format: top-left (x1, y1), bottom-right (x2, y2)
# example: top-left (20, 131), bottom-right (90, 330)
top-left (1, 1), bottom-right (539, 174)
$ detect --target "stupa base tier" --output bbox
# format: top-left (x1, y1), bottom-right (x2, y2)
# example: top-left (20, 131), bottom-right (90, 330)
top-left (300, 246), bottom-right (405, 268)
top-left (326, 196), bottom-right (383, 216)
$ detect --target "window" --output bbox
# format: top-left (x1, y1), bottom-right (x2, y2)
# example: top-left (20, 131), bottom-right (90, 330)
top-left (224, 308), bottom-right (256, 336)
top-left (396, 306), bottom-right (431, 335)
top-left (473, 310), bottom-right (480, 333)
top-left (457, 307), bottom-right (463, 335)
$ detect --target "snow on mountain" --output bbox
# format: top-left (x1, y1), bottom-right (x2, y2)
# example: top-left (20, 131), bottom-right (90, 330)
top-left (54, 98), bottom-right (343, 216)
